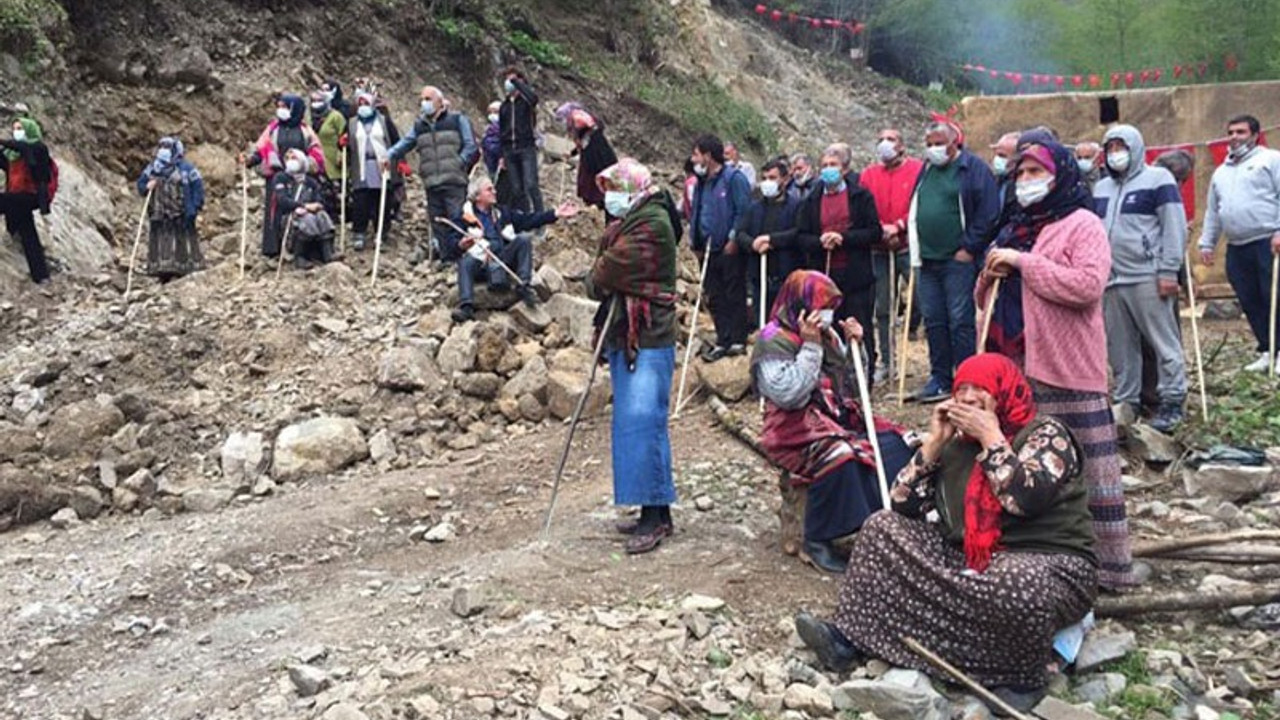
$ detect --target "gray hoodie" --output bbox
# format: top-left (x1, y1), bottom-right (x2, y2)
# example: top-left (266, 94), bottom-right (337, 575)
top-left (1092, 125), bottom-right (1187, 286)
top-left (1198, 144), bottom-right (1280, 251)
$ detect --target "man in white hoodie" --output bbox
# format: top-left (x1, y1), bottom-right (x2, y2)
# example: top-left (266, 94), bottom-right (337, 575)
top-left (1199, 114), bottom-right (1280, 373)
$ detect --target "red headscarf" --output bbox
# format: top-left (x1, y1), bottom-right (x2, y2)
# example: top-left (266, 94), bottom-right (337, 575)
top-left (952, 354), bottom-right (1036, 572)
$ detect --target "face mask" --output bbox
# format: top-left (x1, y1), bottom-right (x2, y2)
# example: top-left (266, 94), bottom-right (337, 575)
top-left (285, 159), bottom-right (304, 175)
top-left (1076, 158), bottom-right (1095, 175)
top-left (877, 139), bottom-right (898, 163)
top-left (322, 89), bottom-right (336, 102)
top-left (604, 190), bottom-right (632, 218)
top-left (692, 163), bottom-right (707, 177)
top-left (1016, 178), bottom-right (1053, 208)
top-left (1230, 140), bottom-right (1255, 159)
top-left (421, 100), bottom-right (435, 116)
top-left (311, 102), bottom-right (327, 113)
top-left (276, 107), bottom-right (292, 122)
top-left (1106, 150), bottom-right (1130, 173)
top-left (992, 156), bottom-right (1009, 176)
top-left (357, 105), bottom-right (375, 119)
top-left (12, 128), bottom-right (25, 142)
top-left (504, 79), bottom-right (517, 94)
top-left (488, 113), bottom-right (499, 125)
top-left (793, 171), bottom-right (810, 186)
top-left (759, 179), bottom-right (780, 198)
top-left (925, 145), bottom-right (951, 167)
top-left (155, 148), bottom-right (173, 165)
top-left (820, 166), bottom-right (842, 186)
top-left (817, 309), bottom-right (834, 328)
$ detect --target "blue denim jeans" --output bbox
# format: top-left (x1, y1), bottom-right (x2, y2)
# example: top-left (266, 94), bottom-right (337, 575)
top-left (917, 257), bottom-right (978, 386)
top-left (456, 234), bottom-right (533, 307)
top-left (608, 346), bottom-right (676, 507)
top-left (1225, 237), bottom-right (1280, 353)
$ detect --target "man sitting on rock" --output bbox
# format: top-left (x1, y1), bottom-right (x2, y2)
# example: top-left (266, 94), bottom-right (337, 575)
top-left (444, 176), bottom-right (578, 323)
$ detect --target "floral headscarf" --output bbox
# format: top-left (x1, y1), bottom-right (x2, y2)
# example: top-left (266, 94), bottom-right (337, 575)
top-left (596, 157), bottom-right (653, 199)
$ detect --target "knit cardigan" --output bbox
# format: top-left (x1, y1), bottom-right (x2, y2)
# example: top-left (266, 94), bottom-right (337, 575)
top-left (975, 208), bottom-right (1112, 394)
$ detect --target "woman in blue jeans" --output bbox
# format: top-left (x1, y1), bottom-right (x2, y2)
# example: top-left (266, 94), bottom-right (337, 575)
top-left (587, 159), bottom-right (683, 554)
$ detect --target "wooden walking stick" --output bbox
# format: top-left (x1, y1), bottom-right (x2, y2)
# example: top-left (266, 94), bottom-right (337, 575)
top-left (674, 250), bottom-right (712, 418)
top-left (847, 328), bottom-right (891, 507)
top-left (978, 277), bottom-right (1002, 351)
top-left (338, 139), bottom-right (349, 254)
top-left (902, 637), bottom-right (1034, 720)
top-left (275, 184), bottom-right (307, 281)
top-left (434, 216), bottom-right (526, 287)
top-left (124, 187), bottom-right (155, 303)
top-left (557, 160), bottom-right (569, 204)
top-left (1185, 267), bottom-right (1210, 421)
top-left (238, 166), bottom-right (250, 281)
top-left (758, 252), bottom-right (768, 414)
top-left (1271, 253), bottom-right (1279, 378)
top-left (896, 267), bottom-right (916, 407)
top-left (543, 297), bottom-right (619, 538)
top-left (886, 250), bottom-right (897, 377)
top-left (370, 177), bottom-right (390, 287)
top-left (824, 249), bottom-right (832, 276)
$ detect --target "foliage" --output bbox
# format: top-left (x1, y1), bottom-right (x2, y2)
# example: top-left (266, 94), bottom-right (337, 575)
top-left (1095, 652), bottom-right (1177, 717)
top-left (434, 15), bottom-right (486, 49)
top-left (1183, 342), bottom-right (1280, 448)
top-left (633, 73), bottom-right (778, 154)
top-left (0, 0), bottom-right (66, 66)
top-left (508, 30), bottom-right (571, 68)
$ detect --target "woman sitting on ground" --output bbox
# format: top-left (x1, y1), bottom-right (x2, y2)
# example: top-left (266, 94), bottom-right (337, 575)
top-left (795, 353), bottom-right (1097, 712)
top-left (751, 270), bottom-right (915, 574)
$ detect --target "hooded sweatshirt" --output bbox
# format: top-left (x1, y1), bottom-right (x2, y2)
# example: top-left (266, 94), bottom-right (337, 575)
top-left (1198, 143), bottom-right (1280, 251)
top-left (1092, 125), bottom-right (1186, 285)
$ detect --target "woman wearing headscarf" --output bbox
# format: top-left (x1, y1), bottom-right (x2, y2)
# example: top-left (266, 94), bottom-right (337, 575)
top-left (587, 159), bottom-right (682, 555)
top-left (320, 79), bottom-right (352, 119)
top-left (310, 89), bottom-right (347, 184)
top-left (751, 270), bottom-right (915, 574)
top-left (555, 102), bottom-right (618, 215)
top-left (976, 139), bottom-right (1134, 591)
top-left (794, 354), bottom-right (1097, 714)
top-left (343, 91), bottom-right (401, 251)
top-left (0, 117), bottom-right (53, 283)
top-left (243, 94), bottom-right (326, 257)
top-left (272, 148), bottom-right (334, 269)
top-left (135, 137), bottom-right (205, 280)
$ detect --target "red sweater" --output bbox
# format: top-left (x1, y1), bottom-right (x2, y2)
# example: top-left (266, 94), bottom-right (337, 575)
top-left (860, 157), bottom-right (924, 249)
top-left (975, 209), bottom-right (1112, 394)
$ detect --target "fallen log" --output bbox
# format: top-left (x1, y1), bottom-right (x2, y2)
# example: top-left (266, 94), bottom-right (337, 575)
top-left (1154, 545), bottom-right (1280, 564)
top-left (1133, 530), bottom-right (1280, 558)
top-left (708, 396), bottom-right (767, 460)
top-left (1096, 586), bottom-right (1280, 618)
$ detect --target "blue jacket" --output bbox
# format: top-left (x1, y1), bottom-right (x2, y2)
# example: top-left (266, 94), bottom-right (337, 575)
top-left (690, 165), bottom-right (752, 253)
top-left (136, 160), bottom-right (205, 223)
top-left (442, 202), bottom-right (555, 262)
top-left (908, 149), bottom-right (1000, 257)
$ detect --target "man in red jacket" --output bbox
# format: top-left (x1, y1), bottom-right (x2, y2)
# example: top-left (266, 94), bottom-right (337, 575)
top-left (859, 128), bottom-right (923, 382)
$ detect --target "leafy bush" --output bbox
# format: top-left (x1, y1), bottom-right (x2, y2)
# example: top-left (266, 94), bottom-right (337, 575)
top-left (1183, 341), bottom-right (1280, 448)
top-left (509, 30), bottom-right (571, 68)
top-left (0, 0), bottom-right (66, 66)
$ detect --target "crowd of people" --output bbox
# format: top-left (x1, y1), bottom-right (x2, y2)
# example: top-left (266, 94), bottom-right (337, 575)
top-left (6, 71), bottom-right (1280, 714)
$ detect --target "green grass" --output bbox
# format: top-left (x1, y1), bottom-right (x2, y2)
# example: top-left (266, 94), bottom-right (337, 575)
top-left (1182, 344), bottom-right (1280, 448)
top-left (629, 72), bottom-right (778, 154)
top-left (509, 30), bottom-right (571, 68)
top-left (1095, 652), bottom-right (1177, 718)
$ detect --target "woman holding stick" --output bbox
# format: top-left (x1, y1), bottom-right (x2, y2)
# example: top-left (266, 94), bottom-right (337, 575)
top-left (750, 270), bottom-right (914, 574)
top-left (586, 159), bottom-right (681, 555)
top-left (975, 139), bottom-right (1136, 591)
top-left (135, 137), bottom-right (205, 280)
top-left (0, 117), bottom-right (53, 284)
top-left (795, 354), bottom-right (1098, 714)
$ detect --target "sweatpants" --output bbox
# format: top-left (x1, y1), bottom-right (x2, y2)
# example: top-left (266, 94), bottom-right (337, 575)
top-left (1104, 281), bottom-right (1187, 408)
top-left (1225, 237), bottom-right (1280, 353)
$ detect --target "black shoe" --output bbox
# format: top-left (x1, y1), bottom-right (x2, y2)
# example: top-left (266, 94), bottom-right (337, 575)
top-left (794, 611), bottom-right (863, 673)
top-left (701, 345), bottom-right (728, 363)
top-left (1148, 402), bottom-right (1184, 434)
top-left (451, 305), bottom-right (475, 323)
top-left (987, 685), bottom-right (1047, 717)
top-left (725, 343), bottom-right (746, 357)
top-left (801, 539), bottom-right (848, 574)
top-left (518, 287), bottom-right (539, 308)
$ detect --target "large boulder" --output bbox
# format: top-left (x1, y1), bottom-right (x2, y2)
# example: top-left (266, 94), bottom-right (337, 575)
top-left (1183, 463), bottom-right (1279, 503)
top-left (437, 323), bottom-right (479, 376)
top-left (829, 669), bottom-right (949, 720)
top-left (220, 431), bottom-right (267, 486)
top-left (546, 294), bottom-right (600, 349)
top-left (43, 397), bottom-right (126, 459)
top-left (377, 346), bottom-right (445, 393)
top-left (273, 417), bottom-right (368, 481)
top-left (695, 355), bottom-right (753, 402)
top-left (547, 369), bottom-right (611, 420)
top-left (502, 356), bottom-right (549, 402)
top-left (548, 248), bottom-right (594, 280)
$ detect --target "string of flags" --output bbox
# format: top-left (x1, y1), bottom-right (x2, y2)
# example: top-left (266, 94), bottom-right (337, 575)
top-left (960, 55), bottom-right (1240, 92)
top-left (751, 5), bottom-right (865, 35)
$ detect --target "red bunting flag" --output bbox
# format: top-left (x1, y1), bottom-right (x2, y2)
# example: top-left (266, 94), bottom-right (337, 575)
top-left (1225, 54), bottom-right (1239, 72)
top-left (1071, 75), bottom-right (1083, 87)
top-left (1173, 65), bottom-right (1183, 79)
top-left (1111, 72), bottom-right (1121, 86)
top-left (1124, 71), bottom-right (1135, 86)
top-left (1140, 70), bottom-right (1151, 83)
top-left (770, 9), bottom-right (782, 21)
top-left (1089, 74), bottom-right (1101, 88)
top-left (755, 4), bottom-right (766, 13)
top-left (810, 17), bottom-right (821, 27)
top-left (1055, 76), bottom-right (1065, 87)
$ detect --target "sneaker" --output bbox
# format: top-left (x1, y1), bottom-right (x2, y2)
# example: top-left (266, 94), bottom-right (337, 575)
top-left (1245, 352), bottom-right (1273, 373)
top-left (916, 377), bottom-right (949, 404)
top-left (451, 305), bottom-right (475, 323)
top-left (1148, 402), bottom-right (1185, 434)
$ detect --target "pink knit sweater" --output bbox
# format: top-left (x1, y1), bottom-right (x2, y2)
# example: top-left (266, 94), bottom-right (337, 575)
top-left (976, 208), bottom-right (1112, 394)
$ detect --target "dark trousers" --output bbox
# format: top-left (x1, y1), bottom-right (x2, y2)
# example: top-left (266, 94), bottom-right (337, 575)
top-left (707, 249), bottom-right (748, 348)
top-left (0, 193), bottom-right (49, 283)
top-left (427, 183), bottom-right (467, 250)
top-left (503, 146), bottom-right (544, 214)
top-left (1226, 237), bottom-right (1280, 353)
top-left (456, 235), bottom-right (533, 307)
top-left (805, 431), bottom-right (913, 541)
top-left (917, 257), bottom-right (978, 386)
top-left (837, 283), bottom-right (876, 377)
top-left (350, 187), bottom-right (392, 236)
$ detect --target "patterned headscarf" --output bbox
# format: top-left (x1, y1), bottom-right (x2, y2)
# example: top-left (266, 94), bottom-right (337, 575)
top-left (596, 157), bottom-right (653, 199)
top-left (951, 353), bottom-right (1038, 572)
top-left (555, 102), bottom-right (597, 133)
top-left (284, 147), bottom-right (309, 177)
top-left (759, 269), bottom-right (842, 347)
top-left (149, 136), bottom-right (185, 177)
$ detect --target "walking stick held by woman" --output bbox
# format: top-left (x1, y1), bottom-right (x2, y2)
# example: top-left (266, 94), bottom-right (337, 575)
top-left (674, 249), bottom-right (712, 418)
top-left (124, 187), bottom-right (155, 303)
top-left (842, 319), bottom-right (891, 507)
top-left (1185, 266), bottom-right (1210, 421)
top-left (275, 184), bottom-right (307, 281)
top-left (544, 297), bottom-right (619, 538)
top-left (339, 138), bottom-right (349, 255)
top-left (978, 277), bottom-right (1002, 351)
top-left (370, 176), bottom-right (389, 287)
top-left (238, 165), bottom-right (250, 281)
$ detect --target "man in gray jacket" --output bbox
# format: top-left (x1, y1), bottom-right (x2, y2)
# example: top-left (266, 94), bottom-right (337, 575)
top-left (1199, 114), bottom-right (1280, 374)
top-left (1094, 124), bottom-right (1189, 432)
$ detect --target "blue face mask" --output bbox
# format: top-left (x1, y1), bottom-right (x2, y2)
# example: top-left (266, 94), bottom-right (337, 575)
top-left (820, 167), bottom-right (842, 186)
top-left (421, 100), bottom-right (436, 116)
top-left (604, 190), bottom-right (632, 218)
top-left (504, 79), bottom-right (516, 94)
top-left (156, 148), bottom-right (173, 165)
top-left (357, 105), bottom-right (375, 120)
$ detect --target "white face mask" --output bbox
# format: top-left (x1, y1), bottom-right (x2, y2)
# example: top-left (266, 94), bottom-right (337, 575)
top-left (604, 190), bottom-right (632, 218)
top-left (877, 139), bottom-right (898, 163)
top-left (488, 113), bottom-right (499, 125)
top-left (311, 102), bottom-right (327, 113)
top-left (817, 309), bottom-right (835, 328)
top-left (504, 79), bottom-right (517, 94)
top-left (357, 105), bottom-right (375, 119)
top-left (692, 163), bottom-right (707, 177)
top-left (759, 179), bottom-right (780, 198)
top-left (1230, 140), bottom-right (1255, 159)
top-left (1076, 158), bottom-right (1095, 175)
top-left (285, 158), bottom-right (304, 175)
top-left (992, 156), bottom-right (1009, 176)
top-left (12, 128), bottom-right (26, 142)
top-left (1106, 150), bottom-right (1131, 173)
top-left (925, 145), bottom-right (951, 167)
top-left (276, 107), bottom-right (292, 122)
top-left (421, 100), bottom-right (436, 116)
top-left (1016, 178), bottom-right (1053, 207)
